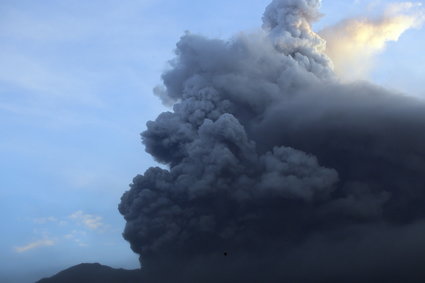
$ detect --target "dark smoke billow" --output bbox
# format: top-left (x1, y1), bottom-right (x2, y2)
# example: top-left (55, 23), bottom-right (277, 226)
top-left (119, 0), bottom-right (425, 282)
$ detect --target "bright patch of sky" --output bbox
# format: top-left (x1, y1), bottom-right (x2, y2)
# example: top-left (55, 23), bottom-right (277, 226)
top-left (0, 0), bottom-right (424, 282)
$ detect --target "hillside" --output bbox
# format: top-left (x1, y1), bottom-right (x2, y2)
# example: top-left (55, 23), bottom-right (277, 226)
top-left (36, 263), bottom-right (142, 283)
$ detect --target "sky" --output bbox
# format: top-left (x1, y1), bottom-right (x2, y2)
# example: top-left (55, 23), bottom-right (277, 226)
top-left (1, 0), bottom-right (424, 282)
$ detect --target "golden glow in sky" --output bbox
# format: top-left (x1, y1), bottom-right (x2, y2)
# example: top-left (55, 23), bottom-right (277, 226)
top-left (320, 2), bottom-right (425, 81)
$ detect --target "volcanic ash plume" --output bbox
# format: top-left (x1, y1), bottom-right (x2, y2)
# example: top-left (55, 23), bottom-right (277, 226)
top-left (119, 0), bottom-right (425, 282)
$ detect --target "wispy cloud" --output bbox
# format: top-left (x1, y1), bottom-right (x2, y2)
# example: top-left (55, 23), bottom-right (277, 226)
top-left (33, 217), bottom-right (58, 225)
top-left (0, 0), bottom-right (153, 126)
top-left (0, 51), bottom-right (103, 105)
top-left (320, 1), bottom-right (425, 80)
top-left (69, 210), bottom-right (104, 230)
top-left (25, 211), bottom-right (109, 250)
top-left (64, 230), bottom-right (89, 247)
top-left (14, 239), bottom-right (55, 253)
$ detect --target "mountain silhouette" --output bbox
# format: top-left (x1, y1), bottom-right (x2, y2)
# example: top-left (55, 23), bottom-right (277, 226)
top-left (36, 263), bottom-right (142, 283)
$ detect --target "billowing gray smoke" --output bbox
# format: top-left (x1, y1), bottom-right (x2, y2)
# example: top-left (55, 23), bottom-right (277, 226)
top-left (119, 0), bottom-right (425, 282)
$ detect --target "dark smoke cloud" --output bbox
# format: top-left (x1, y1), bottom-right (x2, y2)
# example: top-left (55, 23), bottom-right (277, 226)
top-left (119, 0), bottom-right (425, 281)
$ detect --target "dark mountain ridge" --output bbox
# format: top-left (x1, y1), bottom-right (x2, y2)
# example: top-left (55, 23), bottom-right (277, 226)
top-left (36, 263), bottom-right (142, 283)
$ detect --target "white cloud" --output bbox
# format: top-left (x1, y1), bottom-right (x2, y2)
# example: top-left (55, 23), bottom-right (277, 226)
top-left (14, 239), bottom-right (55, 253)
top-left (69, 210), bottom-right (104, 230)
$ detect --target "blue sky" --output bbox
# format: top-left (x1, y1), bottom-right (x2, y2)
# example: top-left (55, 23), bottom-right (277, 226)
top-left (1, 0), bottom-right (424, 282)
